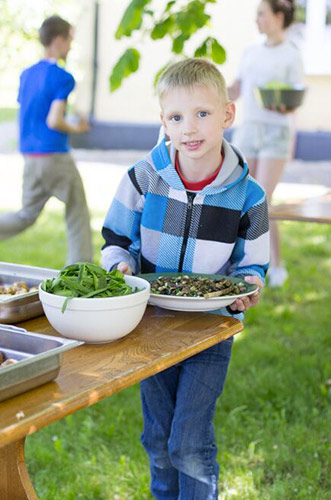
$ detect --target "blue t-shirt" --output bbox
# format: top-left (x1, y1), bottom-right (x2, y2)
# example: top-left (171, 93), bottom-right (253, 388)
top-left (18, 60), bottom-right (75, 153)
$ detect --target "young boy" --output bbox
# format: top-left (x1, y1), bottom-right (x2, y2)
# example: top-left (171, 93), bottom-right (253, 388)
top-left (101, 58), bottom-right (269, 499)
top-left (0, 15), bottom-right (92, 265)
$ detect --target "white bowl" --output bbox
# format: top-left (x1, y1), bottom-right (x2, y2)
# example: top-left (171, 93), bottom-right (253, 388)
top-left (39, 275), bottom-right (150, 344)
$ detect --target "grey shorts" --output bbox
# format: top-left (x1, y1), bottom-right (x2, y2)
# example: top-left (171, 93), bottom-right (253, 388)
top-left (232, 122), bottom-right (292, 160)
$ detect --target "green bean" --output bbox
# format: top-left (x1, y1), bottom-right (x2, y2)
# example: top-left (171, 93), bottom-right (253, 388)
top-left (41, 262), bottom-right (136, 312)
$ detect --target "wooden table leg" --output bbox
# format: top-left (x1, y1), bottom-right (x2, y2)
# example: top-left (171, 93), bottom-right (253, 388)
top-left (0, 437), bottom-right (38, 500)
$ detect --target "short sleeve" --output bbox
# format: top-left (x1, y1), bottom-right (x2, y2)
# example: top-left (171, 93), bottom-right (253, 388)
top-left (52, 68), bottom-right (75, 101)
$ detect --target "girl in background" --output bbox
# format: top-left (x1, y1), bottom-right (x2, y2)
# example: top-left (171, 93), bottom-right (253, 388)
top-left (229, 0), bottom-right (304, 287)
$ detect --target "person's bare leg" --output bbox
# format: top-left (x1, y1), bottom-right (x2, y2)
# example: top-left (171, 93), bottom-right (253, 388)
top-left (246, 158), bottom-right (258, 178)
top-left (254, 157), bottom-right (286, 267)
top-left (268, 219), bottom-right (281, 267)
top-left (254, 158), bottom-right (286, 203)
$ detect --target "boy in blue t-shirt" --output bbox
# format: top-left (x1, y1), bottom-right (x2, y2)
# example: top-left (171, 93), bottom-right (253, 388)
top-left (101, 58), bottom-right (269, 499)
top-left (0, 16), bottom-right (92, 265)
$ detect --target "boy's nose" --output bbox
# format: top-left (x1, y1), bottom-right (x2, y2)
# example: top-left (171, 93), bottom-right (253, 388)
top-left (183, 117), bottom-right (198, 136)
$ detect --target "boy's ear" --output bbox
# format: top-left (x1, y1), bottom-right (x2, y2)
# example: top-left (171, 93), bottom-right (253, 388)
top-left (222, 101), bottom-right (236, 130)
top-left (160, 112), bottom-right (168, 134)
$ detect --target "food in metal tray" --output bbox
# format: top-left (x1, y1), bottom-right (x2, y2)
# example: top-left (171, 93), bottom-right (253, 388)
top-left (0, 356), bottom-right (18, 368)
top-left (0, 349), bottom-right (19, 368)
top-left (0, 280), bottom-right (39, 296)
top-left (0, 324), bottom-right (82, 402)
top-left (150, 275), bottom-right (248, 299)
top-left (0, 262), bottom-right (59, 323)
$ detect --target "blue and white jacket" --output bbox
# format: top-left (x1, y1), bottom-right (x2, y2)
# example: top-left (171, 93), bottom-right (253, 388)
top-left (102, 138), bottom-right (269, 284)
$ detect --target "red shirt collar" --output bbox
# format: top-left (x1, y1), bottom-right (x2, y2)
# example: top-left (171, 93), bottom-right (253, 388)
top-left (175, 151), bottom-right (224, 191)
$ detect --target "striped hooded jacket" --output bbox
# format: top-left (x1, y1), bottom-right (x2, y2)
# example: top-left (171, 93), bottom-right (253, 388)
top-left (102, 138), bottom-right (269, 284)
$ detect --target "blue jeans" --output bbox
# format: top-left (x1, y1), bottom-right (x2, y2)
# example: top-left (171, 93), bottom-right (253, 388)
top-left (140, 337), bottom-right (233, 500)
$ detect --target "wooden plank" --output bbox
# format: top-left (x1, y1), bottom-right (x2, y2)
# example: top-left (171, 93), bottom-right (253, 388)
top-left (0, 306), bottom-right (242, 448)
top-left (269, 191), bottom-right (331, 224)
top-left (0, 438), bottom-right (38, 500)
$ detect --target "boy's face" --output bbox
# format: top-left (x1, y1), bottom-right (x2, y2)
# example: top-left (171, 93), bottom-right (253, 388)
top-left (160, 84), bottom-right (235, 168)
top-left (55, 29), bottom-right (73, 60)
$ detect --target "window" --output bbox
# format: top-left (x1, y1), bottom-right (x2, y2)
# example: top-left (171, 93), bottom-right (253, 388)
top-left (288, 0), bottom-right (331, 74)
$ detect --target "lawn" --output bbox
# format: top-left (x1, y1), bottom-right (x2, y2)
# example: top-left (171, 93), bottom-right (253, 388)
top-left (0, 208), bottom-right (330, 500)
top-left (0, 107), bottom-right (18, 122)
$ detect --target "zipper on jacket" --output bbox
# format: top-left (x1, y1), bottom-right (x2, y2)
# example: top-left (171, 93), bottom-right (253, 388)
top-left (178, 192), bottom-right (196, 272)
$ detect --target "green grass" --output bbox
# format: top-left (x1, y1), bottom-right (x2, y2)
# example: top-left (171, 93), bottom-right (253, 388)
top-left (0, 211), bottom-right (330, 499)
top-left (0, 106), bottom-right (75, 124)
top-left (0, 107), bottom-right (18, 122)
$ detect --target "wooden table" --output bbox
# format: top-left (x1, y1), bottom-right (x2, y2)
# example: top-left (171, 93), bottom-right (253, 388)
top-left (269, 190), bottom-right (331, 224)
top-left (0, 306), bottom-right (243, 500)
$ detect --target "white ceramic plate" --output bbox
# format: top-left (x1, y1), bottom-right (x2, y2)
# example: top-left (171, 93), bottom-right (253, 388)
top-left (140, 273), bottom-right (258, 312)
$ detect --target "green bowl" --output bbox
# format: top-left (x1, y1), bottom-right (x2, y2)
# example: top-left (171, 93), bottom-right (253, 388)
top-left (256, 86), bottom-right (306, 111)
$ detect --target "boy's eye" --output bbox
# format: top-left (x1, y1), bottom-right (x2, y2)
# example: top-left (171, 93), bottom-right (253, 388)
top-left (198, 111), bottom-right (208, 118)
top-left (170, 115), bottom-right (181, 122)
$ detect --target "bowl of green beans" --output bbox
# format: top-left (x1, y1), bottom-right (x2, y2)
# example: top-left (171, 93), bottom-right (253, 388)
top-left (39, 263), bottom-right (150, 343)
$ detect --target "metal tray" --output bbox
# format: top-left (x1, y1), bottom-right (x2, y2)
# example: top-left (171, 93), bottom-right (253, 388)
top-left (0, 324), bottom-right (82, 402)
top-left (0, 262), bottom-right (58, 323)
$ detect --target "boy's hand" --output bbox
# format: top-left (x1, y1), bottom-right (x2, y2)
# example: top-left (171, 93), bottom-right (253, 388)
top-left (75, 118), bottom-right (90, 134)
top-left (117, 261), bottom-right (133, 275)
top-left (228, 275), bottom-right (263, 313)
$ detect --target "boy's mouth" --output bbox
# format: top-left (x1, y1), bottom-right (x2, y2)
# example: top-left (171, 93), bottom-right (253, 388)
top-left (182, 140), bottom-right (204, 151)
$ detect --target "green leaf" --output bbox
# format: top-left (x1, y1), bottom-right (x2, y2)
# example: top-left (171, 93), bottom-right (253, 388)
top-left (175, 2), bottom-right (210, 34)
top-left (210, 37), bottom-right (226, 64)
top-left (165, 0), bottom-right (176, 12)
top-left (151, 16), bottom-right (174, 40)
top-left (109, 48), bottom-right (141, 91)
top-left (153, 63), bottom-right (171, 89)
top-left (172, 34), bottom-right (189, 54)
top-left (110, 0), bottom-right (227, 91)
top-left (115, 0), bottom-right (151, 39)
top-left (194, 39), bottom-right (208, 57)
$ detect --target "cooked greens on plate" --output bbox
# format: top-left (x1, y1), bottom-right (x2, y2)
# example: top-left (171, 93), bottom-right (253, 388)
top-left (150, 275), bottom-right (248, 299)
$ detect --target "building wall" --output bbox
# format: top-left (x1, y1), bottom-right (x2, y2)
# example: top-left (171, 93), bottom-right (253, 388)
top-left (73, 0), bottom-right (331, 131)
top-left (295, 76), bottom-right (331, 130)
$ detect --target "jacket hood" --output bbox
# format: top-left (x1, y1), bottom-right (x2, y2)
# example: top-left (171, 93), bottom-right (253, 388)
top-left (147, 138), bottom-right (248, 194)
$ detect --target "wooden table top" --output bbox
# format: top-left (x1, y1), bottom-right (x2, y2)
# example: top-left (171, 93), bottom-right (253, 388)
top-left (269, 190), bottom-right (331, 224)
top-left (0, 306), bottom-right (242, 448)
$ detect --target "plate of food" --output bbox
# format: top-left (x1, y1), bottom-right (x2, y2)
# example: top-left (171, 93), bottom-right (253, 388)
top-left (139, 273), bottom-right (258, 312)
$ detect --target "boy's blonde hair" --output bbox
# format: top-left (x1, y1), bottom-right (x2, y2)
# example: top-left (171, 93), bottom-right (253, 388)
top-left (157, 58), bottom-right (228, 103)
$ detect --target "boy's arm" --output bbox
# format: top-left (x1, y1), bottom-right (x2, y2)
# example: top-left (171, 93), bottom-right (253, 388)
top-left (101, 168), bottom-right (144, 274)
top-left (46, 100), bottom-right (90, 134)
top-left (227, 186), bottom-right (270, 313)
top-left (227, 80), bottom-right (241, 101)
